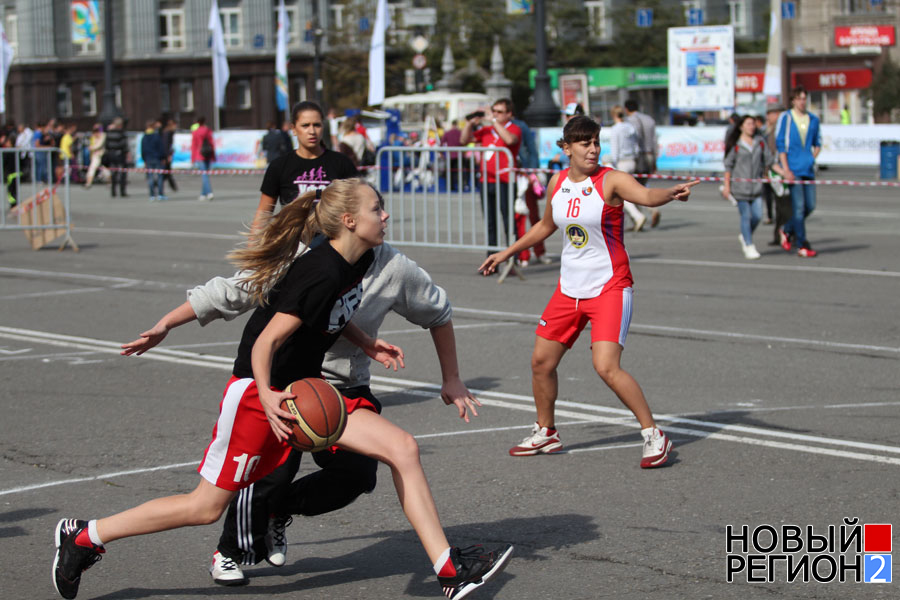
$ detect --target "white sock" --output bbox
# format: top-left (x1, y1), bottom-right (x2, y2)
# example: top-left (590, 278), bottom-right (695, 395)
top-left (87, 520), bottom-right (105, 547)
top-left (433, 546), bottom-right (452, 575)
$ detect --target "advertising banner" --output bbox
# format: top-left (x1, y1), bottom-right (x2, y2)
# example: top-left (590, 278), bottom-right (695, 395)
top-left (834, 25), bottom-right (895, 47)
top-left (71, 0), bottom-right (100, 44)
top-left (135, 130), bottom-right (269, 170)
top-left (667, 26), bottom-right (735, 110)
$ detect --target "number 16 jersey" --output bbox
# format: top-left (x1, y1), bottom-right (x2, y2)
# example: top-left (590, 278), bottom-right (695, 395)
top-left (551, 167), bottom-right (633, 298)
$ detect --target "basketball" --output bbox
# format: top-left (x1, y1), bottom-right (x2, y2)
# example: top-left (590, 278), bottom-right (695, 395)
top-left (280, 378), bottom-right (347, 452)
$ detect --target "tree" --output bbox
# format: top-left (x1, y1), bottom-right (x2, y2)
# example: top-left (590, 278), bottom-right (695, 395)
top-left (865, 57), bottom-right (900, 122)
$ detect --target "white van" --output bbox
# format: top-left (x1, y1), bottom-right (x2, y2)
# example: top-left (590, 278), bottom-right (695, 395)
top-left (381, 91), bottom-right (491, 128)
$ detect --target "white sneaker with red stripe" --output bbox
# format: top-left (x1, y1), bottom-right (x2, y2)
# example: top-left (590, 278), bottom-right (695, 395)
top-left (508, 423), bottom-right (562, 456)
top-left (640, 427), bottom-right (672, 468)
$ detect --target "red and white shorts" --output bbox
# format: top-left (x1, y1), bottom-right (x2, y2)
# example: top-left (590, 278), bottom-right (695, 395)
top-left (536, 283), bottom-right (633, 348)
top-left (198, 376), bottom-right (379, 491)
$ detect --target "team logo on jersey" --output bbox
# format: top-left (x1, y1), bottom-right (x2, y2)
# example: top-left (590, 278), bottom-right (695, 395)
top-left (565, 224), bottom-right (588, 248)
top-left (581, 186), bottom-right (592, 196)
top-left (561, 187), bottom-right (571, 193)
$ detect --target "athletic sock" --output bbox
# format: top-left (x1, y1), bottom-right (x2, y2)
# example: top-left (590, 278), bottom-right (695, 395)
top-left (87, 520), bottom-right (105, 547)
top-left (433, 546), bottom-right (453, 576)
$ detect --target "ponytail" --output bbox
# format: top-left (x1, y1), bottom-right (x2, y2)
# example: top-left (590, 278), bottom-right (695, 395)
top-left (228, 178), bottom-right (369, 305)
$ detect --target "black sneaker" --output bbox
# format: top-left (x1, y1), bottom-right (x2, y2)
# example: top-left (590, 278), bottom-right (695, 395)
top-left (437, 544), bottom-right (513, 599)
top-left (52, 518), bottom-right (104, 599)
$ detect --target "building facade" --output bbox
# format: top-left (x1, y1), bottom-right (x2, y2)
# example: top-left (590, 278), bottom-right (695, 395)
top-left (0, 0), bottom-right (422, 130)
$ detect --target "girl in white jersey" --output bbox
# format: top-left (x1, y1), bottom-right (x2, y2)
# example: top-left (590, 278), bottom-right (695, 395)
top-left (479, 116), bottom-right (698, 468)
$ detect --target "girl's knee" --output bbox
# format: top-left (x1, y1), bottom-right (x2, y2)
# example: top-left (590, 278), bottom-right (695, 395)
top-left (386, 430), bottom-right (421, 469)
top-left (593, 360), bottom-right (618, 383)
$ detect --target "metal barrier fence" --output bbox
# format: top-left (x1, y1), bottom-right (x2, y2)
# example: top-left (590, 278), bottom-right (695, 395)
top-left (375, 146), bottom-right (517, 253)
top-left (0, 147), bottom-right (78, 250)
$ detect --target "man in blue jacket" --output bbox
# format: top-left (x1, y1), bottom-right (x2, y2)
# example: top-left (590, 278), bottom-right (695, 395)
top-left (775, 85), bottom-right (821, 258)
top-left (140, 120), bottom-right (166, 202)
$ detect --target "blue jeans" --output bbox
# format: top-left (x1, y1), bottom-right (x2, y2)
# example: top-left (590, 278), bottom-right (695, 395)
top-left (145, 159), bottom-right (163, 197)
top-left (194, 160), bottom-right (212, 196)
top-left (736, 196), bottom-right (762, 245)
top-left (783, 178), bottom-right (816, 246)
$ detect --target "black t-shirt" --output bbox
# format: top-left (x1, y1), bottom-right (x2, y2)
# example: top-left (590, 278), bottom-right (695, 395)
top-left (260, 149), bottom-right (358, 206)
top-left (232, 243), bottom-right (374, 390)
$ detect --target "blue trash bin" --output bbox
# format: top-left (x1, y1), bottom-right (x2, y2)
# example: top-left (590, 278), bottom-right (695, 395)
top-left (880, 141), bottom-right (900, 180)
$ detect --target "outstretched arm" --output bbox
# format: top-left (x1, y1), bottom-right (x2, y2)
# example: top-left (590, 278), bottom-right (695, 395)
top-left (479, 172), bottom-right (560, 275)
top-left (429, 321), bottom-right (481, 422)
top-left (120, 301), bottom-right (198, 356)
top-left (607, 170), bottom-right (699, 207)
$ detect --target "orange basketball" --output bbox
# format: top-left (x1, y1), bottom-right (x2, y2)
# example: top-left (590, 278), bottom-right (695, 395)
top-left (280, 378), bottom-right (347, 452)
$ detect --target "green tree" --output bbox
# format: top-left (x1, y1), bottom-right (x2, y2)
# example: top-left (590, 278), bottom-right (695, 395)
top-left (865, 57), bottom-right (900, 122)
top-left (606, 1), bottom-right (682, 67)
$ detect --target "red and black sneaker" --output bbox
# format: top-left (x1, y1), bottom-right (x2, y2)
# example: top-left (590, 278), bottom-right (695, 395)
top-left (52, 519), bottom-right (104, 599)
top-left (437, 544), bottom-right (514, 599)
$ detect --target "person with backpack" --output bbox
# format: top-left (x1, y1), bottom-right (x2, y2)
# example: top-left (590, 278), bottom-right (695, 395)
top-left (722, 115), bottom-right (782, 260)
top-left (191, 116), bottom-right (216, 201)
top-left (262, 121), bottom-right (290, 164)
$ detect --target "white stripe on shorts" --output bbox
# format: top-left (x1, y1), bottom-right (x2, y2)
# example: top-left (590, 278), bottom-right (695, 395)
top-left (619, 287), bottom-right (633, 347)
top-left (199, 377), bottom-right (253, 486)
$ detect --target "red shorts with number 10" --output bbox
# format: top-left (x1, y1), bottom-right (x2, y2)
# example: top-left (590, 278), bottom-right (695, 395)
top-left (198, 376), bottom-right (377, 491)
top-left (536, 283), bottom-right (633, 349)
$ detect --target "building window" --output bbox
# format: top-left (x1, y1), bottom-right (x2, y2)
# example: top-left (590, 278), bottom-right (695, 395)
top-left (160, 5), bottom-right (186, 51)
top-left (585, 1), bottom-right (609, 40)
top-left (57, 85), bottom-right (73, 117)
top-left (291, 78), bottom-right (306, 105)
top-left (220, 7), bottom-right (242, 48)
top-left (179, 81), bottom-right (193, 111)
top-left (728, 1), bottom-right (746, 37)
top-left (82, 84), bottom-right (97, 116)
top-left (273, 1), bottom-right (300, 46)
top-left (5, 13), bottom-right (17, 56)
top-left (160, 82), bottom-right (171, 113)
top-left (236, 80), bottom-right (251, 109)
top-left (841, 0), bottom-right (885, 14)
top-left (331, 4), bottom-right (345, 30)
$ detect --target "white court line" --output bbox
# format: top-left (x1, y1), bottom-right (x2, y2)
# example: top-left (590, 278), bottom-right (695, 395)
top-left (74, 226), bottom-right (241, 241)
top-left (1, 326), bottom-right (899, 502)
top-left (632, 258), bottom-right (900, 278)
top-left (449, 307), bottom-right (900, 355)
top-left (2, 268), bottom-right (896, 354)
top-left (0, 266), bottom-right (181, 289)
top-left (0, 462), bottom-right (199, 497)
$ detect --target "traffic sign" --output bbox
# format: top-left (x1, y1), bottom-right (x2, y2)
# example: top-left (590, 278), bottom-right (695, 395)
top-left (687, 8), bottom-right (704, 26)
top-left (412, 53), bottom-right (427, 70)
top-left (637, 8), bottom-right (653, 28)
top-left (782, 1), bottom-right (795, 20)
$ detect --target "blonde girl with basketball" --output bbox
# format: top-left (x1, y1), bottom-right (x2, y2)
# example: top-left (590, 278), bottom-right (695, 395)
top-left (53, 178), bottom-right (511, 600)
top-left (479, 116), bottom-right (698, 468)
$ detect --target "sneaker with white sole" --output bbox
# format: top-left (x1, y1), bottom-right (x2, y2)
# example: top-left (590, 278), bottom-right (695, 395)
top-left (265, 515), bottom-right (292, 567)
top-left (52, 519), bottom-right (104, 599)
top-left (209, 551), bottom-right (247, 586)
top-left (640, 427), bottom-right (672, 468)
top-left (537, 254), bottom-right (553, 265)
top-left (739, 235), bottom-right (761, 260)
top-left (509, 422), bottom-right (563, 456)
top-left (437, 544), bottom-right (514, 600)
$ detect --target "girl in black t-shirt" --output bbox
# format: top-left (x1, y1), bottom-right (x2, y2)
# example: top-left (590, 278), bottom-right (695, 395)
top-left (252, 101), bottom-right (358, 235)
top-left (53, 178), bottom-right (512, 600)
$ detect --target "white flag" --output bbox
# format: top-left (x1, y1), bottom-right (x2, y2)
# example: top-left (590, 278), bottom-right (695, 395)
top-left (367, 0), bottom-right (390, 106)
top-left (762, 0), bottom-right (782, 98)
top-left (208, 0), bottom-right (230, 109)
top-left (0, 20), bottom-right (14, 113)
top-left (275, 0), bottom-right (289, 111)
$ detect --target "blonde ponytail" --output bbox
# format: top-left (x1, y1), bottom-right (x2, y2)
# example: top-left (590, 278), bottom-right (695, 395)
top-left (228, 178), bottom-right (369, 305)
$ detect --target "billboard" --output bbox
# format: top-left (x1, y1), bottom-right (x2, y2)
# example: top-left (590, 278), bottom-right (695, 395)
top-left (667, 25), bottom-right (735, 111)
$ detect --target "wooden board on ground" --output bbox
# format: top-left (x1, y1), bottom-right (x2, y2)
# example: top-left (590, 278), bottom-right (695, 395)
top-left (11, 189), bottom-right (78, 251)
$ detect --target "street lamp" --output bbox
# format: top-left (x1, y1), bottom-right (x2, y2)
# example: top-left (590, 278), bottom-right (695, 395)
top-left (523, 0), bottom-right (559, 126)
top-left (97, 1), bottom-right (121, 125)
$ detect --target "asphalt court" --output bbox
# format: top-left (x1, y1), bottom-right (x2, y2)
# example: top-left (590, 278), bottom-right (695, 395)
top-left (1, 168), bottom-right (899, 599)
